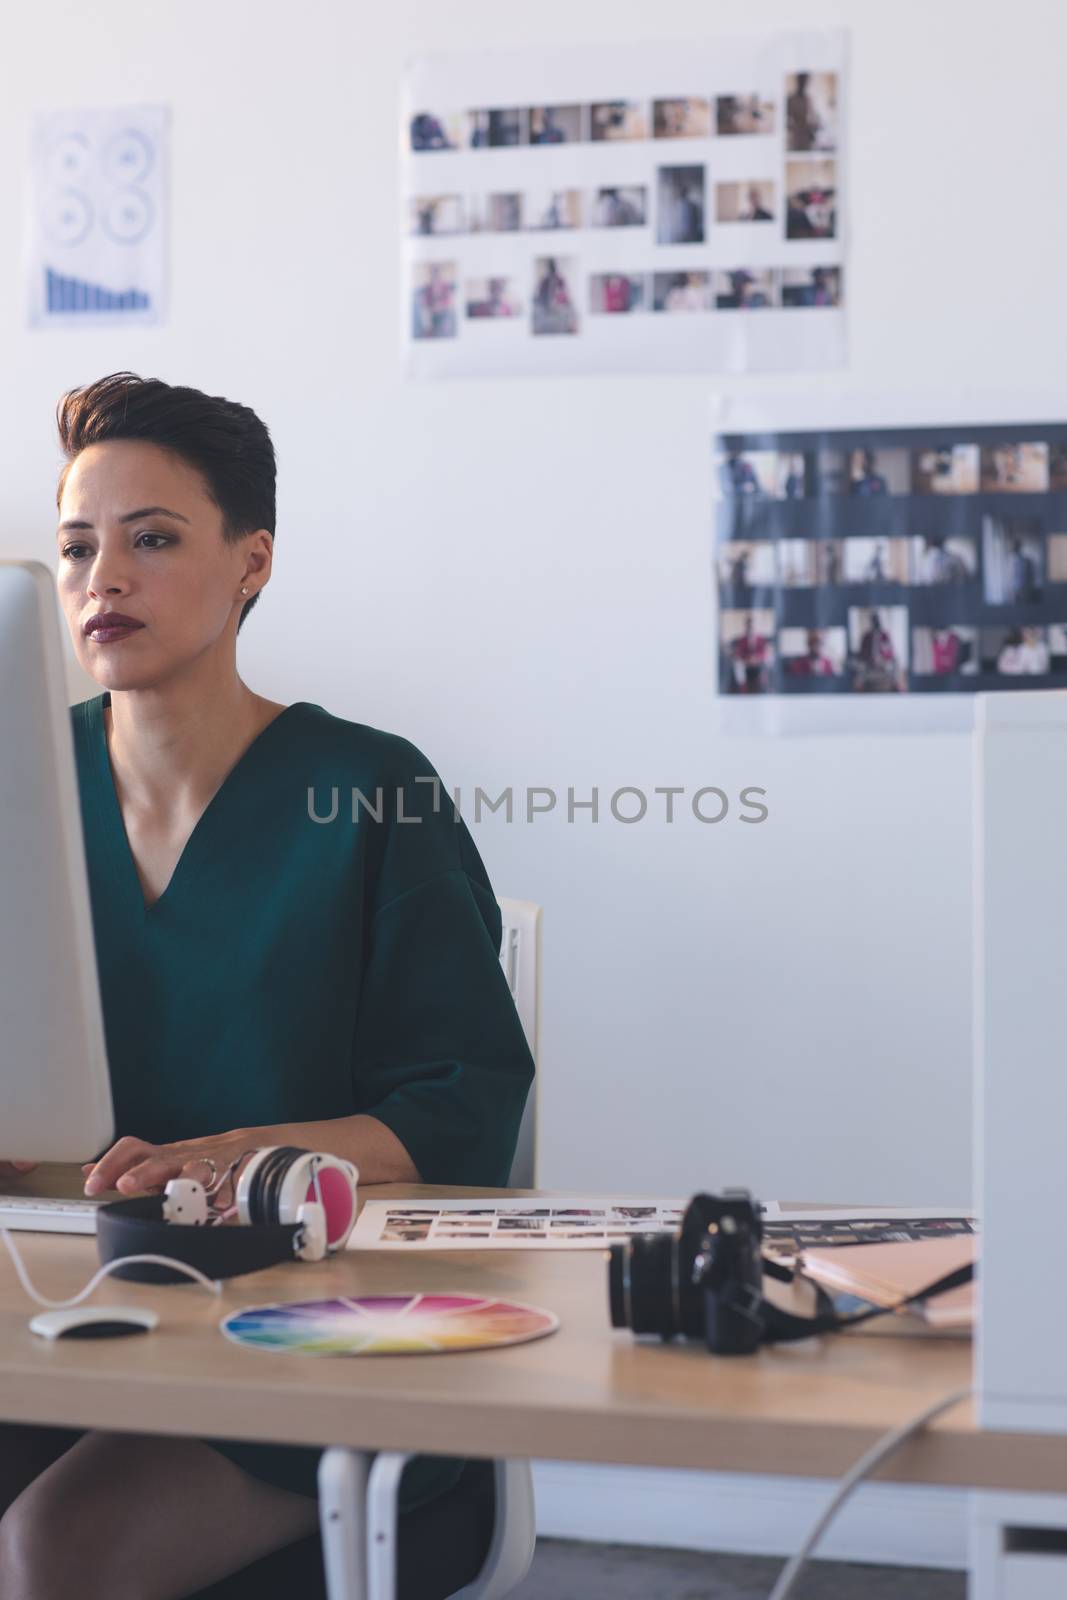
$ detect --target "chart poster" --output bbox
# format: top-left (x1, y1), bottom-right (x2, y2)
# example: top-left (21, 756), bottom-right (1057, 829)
top-left (713, 420), bottom-right (1067, 733)
top-left (402, 32), bottom-right (846, 377)
top-left (27, 105), bottom-right (168, 328)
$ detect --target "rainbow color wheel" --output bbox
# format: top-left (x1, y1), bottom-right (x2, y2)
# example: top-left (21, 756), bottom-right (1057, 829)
top-left (220, 1293), bottom-right (559, 1355)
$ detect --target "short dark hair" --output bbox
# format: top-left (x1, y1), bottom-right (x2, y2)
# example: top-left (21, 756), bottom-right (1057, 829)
top-left (56, 372), bottom-right (276, 633)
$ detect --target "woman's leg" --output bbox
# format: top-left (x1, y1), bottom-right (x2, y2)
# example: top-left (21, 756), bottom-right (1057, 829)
top-left (0, 1429), bottom-right (320, 1600)
top-left (0, 1424), bottom-right (84, 1518)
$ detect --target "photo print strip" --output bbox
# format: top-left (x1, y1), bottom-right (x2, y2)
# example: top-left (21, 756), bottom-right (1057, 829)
top-left (348, 1198), bottom-right (688, 1249)
top-left (713, 420), bottom-right (1067, 709)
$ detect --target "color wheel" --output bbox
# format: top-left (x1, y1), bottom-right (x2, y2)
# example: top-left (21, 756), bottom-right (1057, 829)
top-left (220, 1293), bottom-right (559, 1355)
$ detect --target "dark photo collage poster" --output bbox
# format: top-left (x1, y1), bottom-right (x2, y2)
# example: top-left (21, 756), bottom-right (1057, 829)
top-left (715, 422), bottom-right (1067, 696)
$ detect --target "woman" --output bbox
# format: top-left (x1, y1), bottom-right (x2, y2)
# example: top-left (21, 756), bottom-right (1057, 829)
top-left (0, 373), bottom-right (534, 1598)
top-left (852, 610), bottom-right (903, 693)
top-left (997, 625), bottom-right (1049, 676)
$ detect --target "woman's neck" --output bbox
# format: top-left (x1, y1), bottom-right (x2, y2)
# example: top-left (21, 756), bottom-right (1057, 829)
top-left (102, 675), bottom-right (286, 823)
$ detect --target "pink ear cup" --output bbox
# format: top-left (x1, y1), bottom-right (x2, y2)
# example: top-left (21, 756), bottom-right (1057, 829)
top-left (304, 1166), bottom-right (355, 1248)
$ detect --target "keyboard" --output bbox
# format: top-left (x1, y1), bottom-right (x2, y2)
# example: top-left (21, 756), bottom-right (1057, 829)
top-left (0, 1195), bottom-right (101, 1235)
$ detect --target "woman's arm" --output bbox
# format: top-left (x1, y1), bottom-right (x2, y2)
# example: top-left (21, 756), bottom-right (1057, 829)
top-left (82, 1112), bottom-right (419, 1197)
top-left (240, 1113), bottom-right (421, 1186)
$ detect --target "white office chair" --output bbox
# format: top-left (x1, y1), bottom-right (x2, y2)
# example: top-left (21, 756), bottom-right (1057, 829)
top-left (497, 896), bottom-right (541, 1191)
top-left (318, 898), bottom-right (542, 1600)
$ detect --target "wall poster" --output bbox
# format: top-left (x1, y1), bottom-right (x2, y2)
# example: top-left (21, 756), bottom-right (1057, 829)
top-left (713, 419), bottom-right (1067, 733)
top-left (403, 32), bottom-right (846, 377)
top-left (27, 105), bottom-right (167, 328)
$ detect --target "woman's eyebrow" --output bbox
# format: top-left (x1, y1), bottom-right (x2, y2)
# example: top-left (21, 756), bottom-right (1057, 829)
top-left (58, 505), bottom-right (192, 532)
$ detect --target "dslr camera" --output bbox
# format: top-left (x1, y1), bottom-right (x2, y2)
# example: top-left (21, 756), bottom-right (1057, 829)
top-left (608, 1188), bottom-right (765, 1355)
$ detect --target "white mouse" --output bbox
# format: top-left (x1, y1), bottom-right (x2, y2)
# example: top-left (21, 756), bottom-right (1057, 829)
top-left (29, 1306), bottom-right (158, 1340)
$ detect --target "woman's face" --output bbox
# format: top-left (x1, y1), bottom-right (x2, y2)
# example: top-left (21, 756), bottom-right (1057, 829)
top-left (56, 439), bottom-right (269, 692)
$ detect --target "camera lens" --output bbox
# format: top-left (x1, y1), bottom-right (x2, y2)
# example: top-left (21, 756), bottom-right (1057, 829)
top-left (607, 1244), bottom-right (628, 1327)
top-left (608, 1233), bottom-right (703, 1339)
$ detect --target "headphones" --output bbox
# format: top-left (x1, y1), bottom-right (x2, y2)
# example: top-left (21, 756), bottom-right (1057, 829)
top-left (95, 1147), bottom-right (359, 1284)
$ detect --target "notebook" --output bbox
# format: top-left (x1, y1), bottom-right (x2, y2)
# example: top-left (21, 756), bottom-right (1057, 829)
top-left (800, 1235), bottom-right (976, 1329)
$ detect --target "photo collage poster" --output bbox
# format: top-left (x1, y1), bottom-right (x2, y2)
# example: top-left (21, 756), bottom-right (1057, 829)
top-left (714, 422), bottom-right (1067, 723)
top-left (27, 106), bottom-right (167, 328)
top-left (403, 31), bottom-right (846, 377)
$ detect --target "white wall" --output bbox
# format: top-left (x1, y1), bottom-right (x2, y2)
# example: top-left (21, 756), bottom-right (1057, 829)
top-left (4, 0), bottom-right (1064, 1206)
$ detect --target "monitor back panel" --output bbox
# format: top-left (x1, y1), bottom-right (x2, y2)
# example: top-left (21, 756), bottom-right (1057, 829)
top-left (0, 561), bottom-right (114, 1162)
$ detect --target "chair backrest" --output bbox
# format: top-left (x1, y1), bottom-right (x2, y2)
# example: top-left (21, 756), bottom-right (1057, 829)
top-left (496, 897), bottom-right (540, 1189)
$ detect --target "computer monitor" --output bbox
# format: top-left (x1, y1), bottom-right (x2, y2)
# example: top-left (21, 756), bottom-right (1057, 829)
top-left (0, 560), bottom-right (114, 1160)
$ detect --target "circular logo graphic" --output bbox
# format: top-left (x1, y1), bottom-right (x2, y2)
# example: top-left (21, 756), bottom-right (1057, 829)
top-left (45, 133), bottom-right (91, 188)
top-left (102, 187), bottom-right (154, 245)
top-left (41, 188), bottom-right (93, 248)
top-left (102, 127), bottom-right (155, 186)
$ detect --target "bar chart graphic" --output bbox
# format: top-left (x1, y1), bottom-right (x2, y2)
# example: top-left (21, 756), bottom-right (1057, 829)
top-left (45, 268), bottom-right (151, 314)
top-left (28, 107), bottom-right (167, 327)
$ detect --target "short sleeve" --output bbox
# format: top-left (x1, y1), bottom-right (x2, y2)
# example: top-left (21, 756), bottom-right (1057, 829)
top-left (349, 743), bottom-right (534, 1187)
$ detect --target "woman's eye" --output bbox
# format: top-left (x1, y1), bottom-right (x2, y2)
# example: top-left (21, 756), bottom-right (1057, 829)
top-left (61, 533), bottom-right (172, 561)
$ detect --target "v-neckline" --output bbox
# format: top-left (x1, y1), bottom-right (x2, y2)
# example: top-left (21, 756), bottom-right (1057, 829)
top-left (88, 692), bottom-right (305, 920)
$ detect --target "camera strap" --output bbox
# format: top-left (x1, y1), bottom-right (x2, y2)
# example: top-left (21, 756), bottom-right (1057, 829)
top-left (757, 1256), bottom-right (975, 1344)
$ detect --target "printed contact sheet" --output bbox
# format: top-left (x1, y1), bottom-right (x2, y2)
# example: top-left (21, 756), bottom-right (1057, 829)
top-left (348, 1195), bottom-right (692, 1249)
top-left (347, 1199), bottom-right (972, 1256)
top-left (714, 420), bottom-right (1067, 729)
top-left (403, 32), bottom-right (846, 377)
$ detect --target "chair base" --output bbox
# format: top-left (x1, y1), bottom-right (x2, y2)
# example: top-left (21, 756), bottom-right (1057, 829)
top-left (188, 1459), bottom-right (496, 1600)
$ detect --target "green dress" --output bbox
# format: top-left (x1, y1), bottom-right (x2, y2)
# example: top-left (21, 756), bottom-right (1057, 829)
top-left (70, 691), bottom-right (534, 1509)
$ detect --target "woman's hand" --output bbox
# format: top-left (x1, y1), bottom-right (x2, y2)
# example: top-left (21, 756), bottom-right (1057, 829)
top-left (82, 1133), bottom-right (256, 1198)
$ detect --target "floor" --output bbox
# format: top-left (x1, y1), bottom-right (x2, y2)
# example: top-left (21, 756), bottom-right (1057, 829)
top-left (511, 1539), bottom-right (967, 1599)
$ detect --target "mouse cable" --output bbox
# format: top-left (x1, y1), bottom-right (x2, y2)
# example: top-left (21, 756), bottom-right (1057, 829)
top-left (1, 1228), bottom-right (221, 1309)
top-left (765, 1384), bottom-right (972, 1600)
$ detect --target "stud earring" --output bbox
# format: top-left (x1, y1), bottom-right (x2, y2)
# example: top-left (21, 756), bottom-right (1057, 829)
top-left (240, 587), bottom-right (248, 595)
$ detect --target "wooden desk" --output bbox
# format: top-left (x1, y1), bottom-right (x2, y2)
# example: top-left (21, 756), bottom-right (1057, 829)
top-left (0, 1169), bottom-right (1062, 1496)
